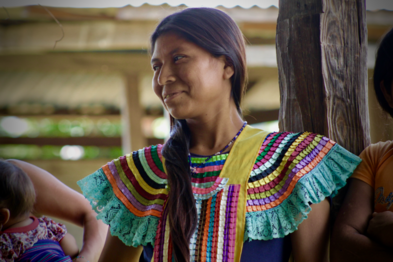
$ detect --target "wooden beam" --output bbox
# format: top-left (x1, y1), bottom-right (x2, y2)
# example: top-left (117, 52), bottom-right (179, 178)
top-left (322, 0), bottom-right (370, 155)
top-left (121, 73), bottom-right (147, 153)
top-left (1, 5), bottom-right (390, 53)
top-left (0, 137), bottom-right (163, 147)
top-left (0, 47), bottom-right (282, 74)
top-left (0, 5), bottom-right (279, 23)
top-left (0, 21), bottom-right (158, 53)
top-left (276, 0), bottom-right (327, 136)
top-left (0, 52), bottom-right (152, 73)
top-left (276, 0), bottom-right (370, 155)
top-left (0, 19), bottom-right (382, 61)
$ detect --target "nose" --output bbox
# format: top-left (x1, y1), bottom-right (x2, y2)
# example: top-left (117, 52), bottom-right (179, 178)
top-left (157, 63), bottom-right (176, 86)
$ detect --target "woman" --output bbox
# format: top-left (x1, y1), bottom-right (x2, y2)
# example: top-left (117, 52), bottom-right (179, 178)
top-left (78, 8), bottom-right (361, 262)
top-left (331, 28), bottom-right (393, 261)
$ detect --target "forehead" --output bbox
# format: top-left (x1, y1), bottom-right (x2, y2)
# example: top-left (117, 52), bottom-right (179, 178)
top-left (151, 33), bottom-right (205, 61)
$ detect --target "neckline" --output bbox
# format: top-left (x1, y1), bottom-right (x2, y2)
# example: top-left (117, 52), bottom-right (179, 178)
top-left (189, 152), bottom-right (229, 158)
top-left (1, 216), bottom-right (39, 233)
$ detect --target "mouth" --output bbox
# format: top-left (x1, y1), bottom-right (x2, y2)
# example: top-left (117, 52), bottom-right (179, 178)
top-left (163, 91), bottom-right (183, 101)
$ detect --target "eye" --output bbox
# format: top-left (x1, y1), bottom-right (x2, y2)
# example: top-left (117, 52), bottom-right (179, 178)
top-left (152, 65), bottom-right (160, 71)
top-left (174, 55), bottom-right (184, 62)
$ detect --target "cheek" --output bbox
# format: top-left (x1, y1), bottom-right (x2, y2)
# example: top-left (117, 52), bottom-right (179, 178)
top-left (152, 78), bottom-right (162, 99)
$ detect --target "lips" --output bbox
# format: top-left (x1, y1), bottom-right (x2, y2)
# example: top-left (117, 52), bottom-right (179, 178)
top-left (162, 91), bottom-right (183, 102)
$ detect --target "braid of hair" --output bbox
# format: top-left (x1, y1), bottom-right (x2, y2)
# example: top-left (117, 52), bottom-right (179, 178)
top-left (162, 118), bottom-right (197, 262)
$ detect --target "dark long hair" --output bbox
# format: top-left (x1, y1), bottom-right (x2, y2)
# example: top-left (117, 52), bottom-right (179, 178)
top-left (150, 8), bottom-right (247, 262)
top-left (374, 27), bottom-right (393, 118)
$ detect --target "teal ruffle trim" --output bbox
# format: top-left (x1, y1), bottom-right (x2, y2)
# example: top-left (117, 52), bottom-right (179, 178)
top-left (77, 169), bottom-right (159, 247)
top-left (245, 144), bottom-right (361, 241)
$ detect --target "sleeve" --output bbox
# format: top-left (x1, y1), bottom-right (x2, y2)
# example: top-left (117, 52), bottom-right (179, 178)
top-left (245, 132), bottom-right (362, 241)
top-left (39, 217), bottom-right (68, 242)
top-left (77, 145), bottom-right (168, 247)
top-left (350, 143), bottom-right (385, 187)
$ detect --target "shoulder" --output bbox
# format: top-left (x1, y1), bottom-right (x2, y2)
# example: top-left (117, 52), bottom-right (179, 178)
top-left (245, 131), bottom-right (361, 241)
top-left (251, 131), bottom-right (340, 171)
top-left (353, 141), bottom-right (393, 182)
top-left (360, 141), bottom-right (393, 160)
top-left (36, 217), bottom-right (67, 242)
top-left (77, 144), bottom-right (168, 247)
top-left (99, 144), bottom-right (168, 209)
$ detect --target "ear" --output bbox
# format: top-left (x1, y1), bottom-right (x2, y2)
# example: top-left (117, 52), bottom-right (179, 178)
top-left (0, 208), bottom-right (11, 229)
top-left (219, 56), bottom-right (235, 80)
top-left (380, 81), bottom-right (393, 108)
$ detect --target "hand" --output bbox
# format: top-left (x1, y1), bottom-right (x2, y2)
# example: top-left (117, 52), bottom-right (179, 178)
top-left (367, 211), bottom-right (393, 247)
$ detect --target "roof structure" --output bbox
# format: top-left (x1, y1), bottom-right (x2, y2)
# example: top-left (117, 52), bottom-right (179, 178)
top-left (2, 0), bottom-right (393, 10)
top-left (0, 4), bottom-right (392, 117)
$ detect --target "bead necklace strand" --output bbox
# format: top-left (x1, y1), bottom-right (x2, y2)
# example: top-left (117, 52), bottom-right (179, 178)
top-left (188, 121), bottom-right (247, 175)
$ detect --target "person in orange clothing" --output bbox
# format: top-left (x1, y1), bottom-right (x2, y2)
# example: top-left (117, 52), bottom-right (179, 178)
top-left (331, 27), bottom-right (393, 261)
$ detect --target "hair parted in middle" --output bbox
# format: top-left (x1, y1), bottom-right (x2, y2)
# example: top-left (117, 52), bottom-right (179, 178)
top-left (150, 7), bottom-right (247, 262)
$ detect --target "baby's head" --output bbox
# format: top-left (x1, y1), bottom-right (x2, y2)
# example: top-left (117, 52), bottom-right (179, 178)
top-left (374, 27), bottom-right (393, 118)
top-left (0, 160), bottom-right (36, 230)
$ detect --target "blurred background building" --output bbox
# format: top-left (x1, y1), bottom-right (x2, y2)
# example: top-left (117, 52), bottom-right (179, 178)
top-left (0, 1), bottom-right (392, 247)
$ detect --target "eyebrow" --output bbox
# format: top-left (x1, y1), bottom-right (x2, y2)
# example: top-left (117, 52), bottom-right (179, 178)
top-left (150, 47), bottom-right (183, 64)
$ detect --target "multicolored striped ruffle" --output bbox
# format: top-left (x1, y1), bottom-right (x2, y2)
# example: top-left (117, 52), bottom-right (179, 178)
top-left (78, 144), bottom-right (168, 247)
top-left (247, 132), bottom-right (333, 211)
top-left (78, 131), bottom-right (361, 251)
top-left (244, 132), bottom-right (361, 241)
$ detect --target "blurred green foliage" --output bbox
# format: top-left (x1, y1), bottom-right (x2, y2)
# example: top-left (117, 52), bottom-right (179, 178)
top-left (0, 144), bottom-right (123, 160)
top-left (0, 116), bottom-right (122, 138)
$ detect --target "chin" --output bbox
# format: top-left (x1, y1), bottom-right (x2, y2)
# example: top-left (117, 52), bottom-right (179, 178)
top-left (168, 107), bottom-right (193, 120)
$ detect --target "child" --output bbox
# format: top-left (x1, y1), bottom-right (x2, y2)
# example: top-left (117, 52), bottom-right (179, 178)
top-left (331, 28), bottom-right (393, 261)
top-left (0, 160), bottom-right (79, 262)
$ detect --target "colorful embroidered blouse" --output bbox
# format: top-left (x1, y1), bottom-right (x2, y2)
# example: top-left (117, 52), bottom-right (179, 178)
top-left (0, 216), bottom-right (69, 262)
top-left (78, 128), bottom-right (361, 262)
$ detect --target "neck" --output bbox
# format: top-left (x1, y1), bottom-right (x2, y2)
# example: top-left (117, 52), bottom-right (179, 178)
top-left (186, 104), bottom-right (244, 156)
top-left (3, 215), bottom-right (33, 231)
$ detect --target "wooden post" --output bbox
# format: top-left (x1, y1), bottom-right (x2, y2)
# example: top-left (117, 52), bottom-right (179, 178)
top-left (276, 0), bottom-right (370, 155)
top-left (121, 73), bottom-right (147, 154)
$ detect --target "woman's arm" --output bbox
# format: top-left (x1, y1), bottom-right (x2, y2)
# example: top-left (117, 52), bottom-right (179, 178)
top-left (7, 160), bottom-right (108, 262)
top-left (290, 198), bottom-right (330, 262)
top-left (98, 228), bottom-right (143, 262)
top-left (331, 178), bottom-right (393, 262)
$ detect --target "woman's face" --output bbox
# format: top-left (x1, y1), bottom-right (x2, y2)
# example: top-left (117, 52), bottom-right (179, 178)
top-left (151, 33), bottom-right (234, 120)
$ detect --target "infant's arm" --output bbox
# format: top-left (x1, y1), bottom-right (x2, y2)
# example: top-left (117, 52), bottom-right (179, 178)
top-left (60, 233), bottom-right (79, 259)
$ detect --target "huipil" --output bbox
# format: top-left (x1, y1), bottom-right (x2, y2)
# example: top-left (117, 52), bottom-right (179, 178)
top-left (78, 125), bottom-right (361, 261)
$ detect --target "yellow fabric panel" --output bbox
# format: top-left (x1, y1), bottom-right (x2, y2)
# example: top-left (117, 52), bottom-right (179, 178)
top-left (219, 125), bottom-right (269, 262)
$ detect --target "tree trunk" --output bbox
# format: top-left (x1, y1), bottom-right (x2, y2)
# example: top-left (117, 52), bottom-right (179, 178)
top-left (276, 0), bottom-right (370, 155)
